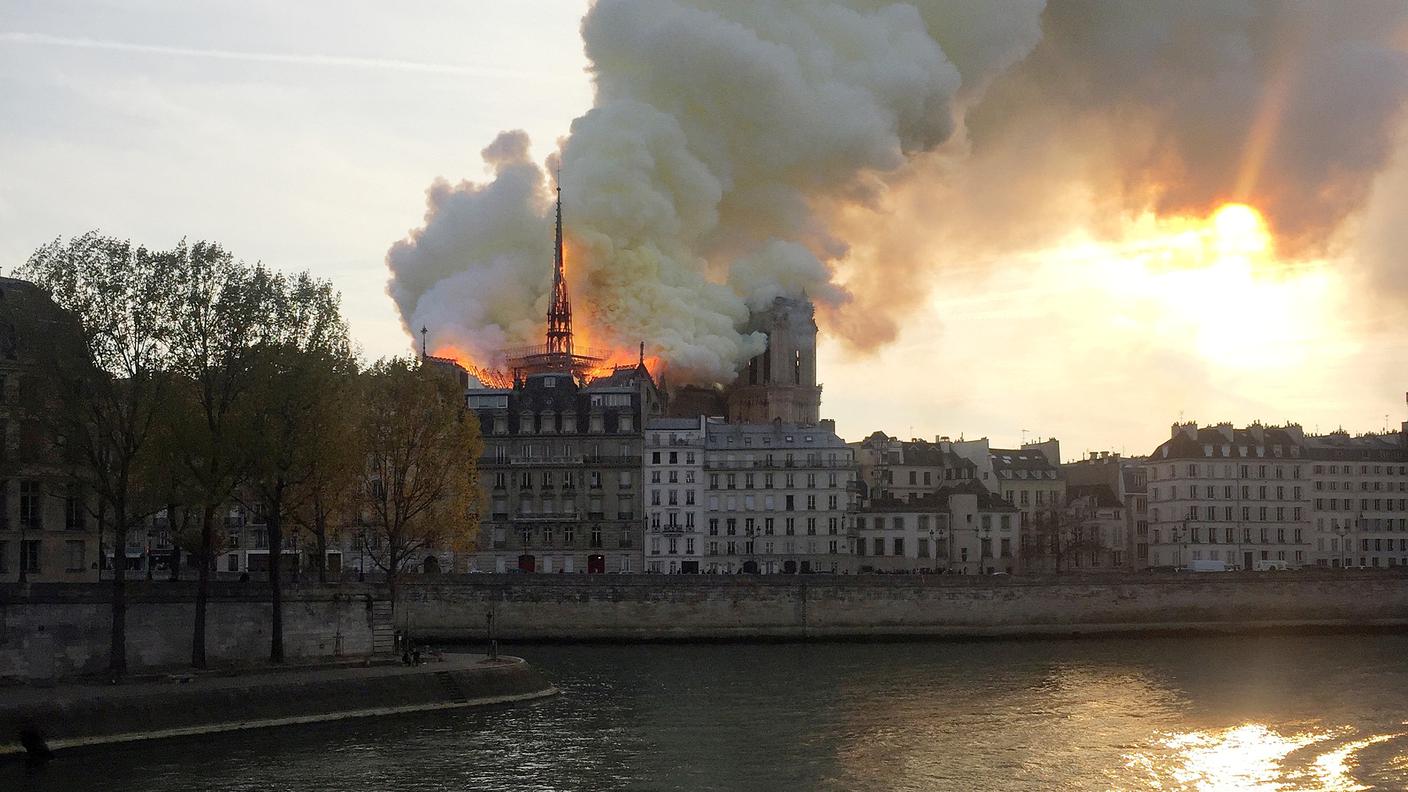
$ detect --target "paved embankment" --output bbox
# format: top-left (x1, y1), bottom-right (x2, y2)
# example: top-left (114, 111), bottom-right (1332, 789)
top-left (0, 582), bottom-right (394, 681)
top-left (0, 653), bottom-right (556, 756)
top-left (400, 571), bottom-right (1408, 641)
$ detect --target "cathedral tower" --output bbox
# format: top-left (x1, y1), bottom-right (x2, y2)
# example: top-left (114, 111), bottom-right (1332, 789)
top-left (725, 296), bottom-right (822, 424)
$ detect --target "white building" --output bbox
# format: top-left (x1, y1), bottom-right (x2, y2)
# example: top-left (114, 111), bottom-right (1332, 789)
top-left (1144, 422), bottom-right (1312, 570)
top-left (644, 417), bottom-right (711, 573)
top-left (853, 483), bottom-right (1020, 574)
top-left (1305, 429), bottom-right (1408, 569)
top-left (702, 420), bottom-right (856, 574)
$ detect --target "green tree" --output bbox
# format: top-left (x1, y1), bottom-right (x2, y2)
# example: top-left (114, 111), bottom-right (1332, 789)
top-left (16, 232), bottom-right (178, 676)
top-left (243, 271), bottom-right (353, 662)
top-left (168, 243), bottom-right (271, 669)
top-left (359, 357), bottom-right (481, 604)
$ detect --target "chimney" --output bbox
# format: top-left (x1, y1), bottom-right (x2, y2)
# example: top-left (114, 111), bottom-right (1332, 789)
top-left (1089, 452), bottom-right (1099, 461)
top-left (1173, 422), bottom-right (1198, 441)
top-left (1215, 422), bottom-right (1233, 442)
top-left (1249, 423), bottom-right (1265, 445)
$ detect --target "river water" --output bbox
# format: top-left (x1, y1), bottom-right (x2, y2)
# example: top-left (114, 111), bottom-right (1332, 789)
top-left (8, 635), bottom-right (1408, 791)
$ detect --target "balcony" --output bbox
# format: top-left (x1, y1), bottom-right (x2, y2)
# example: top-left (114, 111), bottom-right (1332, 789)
top-left (510, 456), bottom-right (583, 466)
top-left (515, 511), bottom-right (581, 522)
top-left (583, 454), bottom-right (639, 465)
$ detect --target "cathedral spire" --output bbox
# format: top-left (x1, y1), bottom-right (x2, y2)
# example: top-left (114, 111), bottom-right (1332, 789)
top-left (546, 182), bottom-right (574, 358)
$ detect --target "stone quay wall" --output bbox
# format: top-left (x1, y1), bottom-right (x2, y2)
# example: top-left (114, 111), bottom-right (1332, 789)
top-left (0, 582), bottom-right (391, 681)
top-left (398, 571), bottom-right (1408, 641)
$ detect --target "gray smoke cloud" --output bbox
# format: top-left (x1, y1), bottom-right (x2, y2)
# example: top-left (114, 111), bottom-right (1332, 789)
top-left (387, 0), bottom-right (1045, 383)
top-left (386, 0), bottom-right (1408, 383)
top-left (963, 0), bottom-right (1408, 251)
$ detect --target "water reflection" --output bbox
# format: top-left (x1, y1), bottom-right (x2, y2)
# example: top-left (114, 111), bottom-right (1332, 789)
top-left (1125, 724), bottom-right (1408, 791)
top-left (5, 636), bottom-right (1408, 792)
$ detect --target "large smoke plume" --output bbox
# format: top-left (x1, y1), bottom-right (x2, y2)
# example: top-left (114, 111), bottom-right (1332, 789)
top-left (387, 0), bottom-right (1408, 384)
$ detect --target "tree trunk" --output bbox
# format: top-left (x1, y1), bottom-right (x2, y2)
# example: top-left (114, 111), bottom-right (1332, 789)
top-left (109, 512), bottom-right (128, 677)
top-left (314, 512), bottom-right (328, 584)
top-left (268, 496), bottom-right (285, 664)
top-left (192, 504), bottom-right (215, 669)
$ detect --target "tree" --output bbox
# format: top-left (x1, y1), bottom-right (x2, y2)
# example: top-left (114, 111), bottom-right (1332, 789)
top-left (1025, 501), bottom-right (1100, 574)
top-left (289, 362), bottom-right (364, 584)
top-left (243, 271), bottom-right (353, 662)
top-left (16, 233), bottom-right (178, 676)
top-left (167, 243), bottom-right (271, 669)
top-left (359, 357), bottom-right (481, 604)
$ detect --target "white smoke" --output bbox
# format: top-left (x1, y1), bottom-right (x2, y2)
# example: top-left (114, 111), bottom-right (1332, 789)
top-left (386, 0), bottom-right (1046, 383)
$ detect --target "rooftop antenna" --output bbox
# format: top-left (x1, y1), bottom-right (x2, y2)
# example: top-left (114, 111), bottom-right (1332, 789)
top-left (420, 325), bottom-right (427, 359)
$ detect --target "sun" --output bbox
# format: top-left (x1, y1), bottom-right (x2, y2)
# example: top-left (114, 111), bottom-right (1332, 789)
top-left (1045, 200), bottom-right (1340, 371)
top-left (1209, 202), bottom-right (1270, 257)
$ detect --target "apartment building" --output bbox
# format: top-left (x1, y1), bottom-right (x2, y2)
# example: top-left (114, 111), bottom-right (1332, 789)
top-left (850, 432), bottom-right (980, 502)
top-left (643, 416), bottom-right (711, 573)
top-left (1305, 429), bottom-right (1408, 568)
top-left (1144, 422), bottom-right (1312, 570)
top-left (1063, 451), bottom-right (1149, 570)
top-left (0, 276), bottom-right (98, 583)
top-left (702, 421), bottom-right (855, 574)
top-left (853, 482), bottom-right (1019, 574)
top-left (469, 365), bottom-right (658, 574)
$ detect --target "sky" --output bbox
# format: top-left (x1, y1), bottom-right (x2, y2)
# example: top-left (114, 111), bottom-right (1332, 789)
top-left (4, 1), bottom-right (1408, 460)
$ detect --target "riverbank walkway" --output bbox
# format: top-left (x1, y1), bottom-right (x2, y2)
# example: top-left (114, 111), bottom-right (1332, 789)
top-left (0, 652), bottom-right (557, 757)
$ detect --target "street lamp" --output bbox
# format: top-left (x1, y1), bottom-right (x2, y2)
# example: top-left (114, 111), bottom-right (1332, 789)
top-left (1333, 523), bottom-right (1349, 569)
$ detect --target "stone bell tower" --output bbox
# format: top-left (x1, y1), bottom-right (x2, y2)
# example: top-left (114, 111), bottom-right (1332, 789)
top-left (725, 296), bottom-right (822, 424)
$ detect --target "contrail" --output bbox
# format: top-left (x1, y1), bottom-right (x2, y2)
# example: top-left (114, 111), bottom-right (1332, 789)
top-left (0, 31), bottom-right (524, 79)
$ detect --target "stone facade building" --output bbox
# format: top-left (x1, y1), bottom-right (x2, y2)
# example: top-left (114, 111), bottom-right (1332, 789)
top-left (1063, 451), bottom-right (1149, 570)
top-left (850, 433), bottom-right (980, 503)
top-left (701, 420), bottom-right (855, 574)
top-left (1144, 422), bottom-right (1312, 570)
top-left (0, 276), bottom-right (98, 583)
top-left (468, 365), bottom-right (659, 574)
top-left (1304, 428), bottom-right (1408, 569)
top-left (1064, 483), bottom-right (1129, 571)
top-left (643, 416), bottom-right (711, 573)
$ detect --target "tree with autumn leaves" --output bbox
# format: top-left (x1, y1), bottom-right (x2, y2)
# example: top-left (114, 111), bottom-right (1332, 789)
top-left (19, 232), bottom-right (480, 674)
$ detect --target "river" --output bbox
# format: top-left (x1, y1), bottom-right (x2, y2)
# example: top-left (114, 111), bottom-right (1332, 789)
top-left (7, 634), bottom-right (1408, 791)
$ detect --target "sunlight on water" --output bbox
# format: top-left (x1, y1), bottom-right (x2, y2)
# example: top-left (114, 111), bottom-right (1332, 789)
top-left (1127, 724), bottom-right (1407, 792)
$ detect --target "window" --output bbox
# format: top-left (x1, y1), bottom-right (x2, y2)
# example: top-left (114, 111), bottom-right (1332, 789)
top-left (65, 539), bottom-right (85, 572)
top-left (19, 480), bottom-right (42, 530)
top-left (63, 485), bottom-right (86, 530)
top-left (20, 539), bottom-right (41, 574)
top-left (893, 537), bottom-right (904, 556)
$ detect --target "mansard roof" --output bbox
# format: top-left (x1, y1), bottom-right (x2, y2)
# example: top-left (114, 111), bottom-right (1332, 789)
top-left (1068, 483), bottom-right (1123, 509)
top-left (1147, 424), bottom-right (1306, 461)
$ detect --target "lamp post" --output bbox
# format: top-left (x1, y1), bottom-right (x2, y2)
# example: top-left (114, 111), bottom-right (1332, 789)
top-left (1334, 523), bottom-right (1349, 569)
